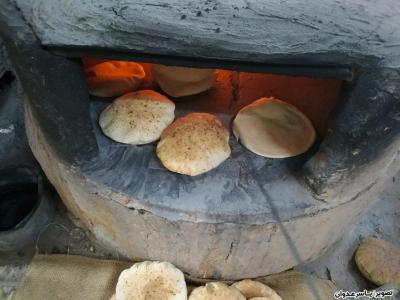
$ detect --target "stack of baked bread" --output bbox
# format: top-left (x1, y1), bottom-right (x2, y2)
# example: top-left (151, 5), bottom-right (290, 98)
top-left (112, 260), bottom-right (283, 300)
top-left (84, 59), bottom-right (316, 176)
top-left (111, 260), bottom-right (341, 300)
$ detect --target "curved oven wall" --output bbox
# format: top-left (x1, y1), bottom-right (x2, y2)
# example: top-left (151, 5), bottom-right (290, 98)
top-left (1, 0), bottom-right (400, 279)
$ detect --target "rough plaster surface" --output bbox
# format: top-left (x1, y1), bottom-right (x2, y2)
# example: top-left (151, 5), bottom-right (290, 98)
top-left (14, 0), bottom-right (400, 68)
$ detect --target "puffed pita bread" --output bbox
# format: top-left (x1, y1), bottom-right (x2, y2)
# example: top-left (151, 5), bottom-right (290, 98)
top-left (85, 61), bottom-right (145, 97)
top-left (99, 90), bottom-right (175, 145)
top-left (156, 113), bottom-right (230, 176)
top-left (355, 237), bottom-right (400, 285)
top-left (233, 97), bottom-right (316, 158)
top-left (116, 261), bottom-right (187, 300)
top-left (189, 282), bottom-right (245, 300)
top-left (153, 65), bottom-right (216, 97)
top-left (232, 280), bottom-right (281, 300)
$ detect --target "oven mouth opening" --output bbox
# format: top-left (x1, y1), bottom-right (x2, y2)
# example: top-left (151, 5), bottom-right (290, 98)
top-left (69, 56), bottom-right (348, 220)
top-left (81, 57), bottom-right (344, 142)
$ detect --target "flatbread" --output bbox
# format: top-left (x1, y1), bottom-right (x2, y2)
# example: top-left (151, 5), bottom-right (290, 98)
top-left (189, 282), bottom-right (245, 300)
top-left (232, 280), bottom-right (281, 299)
top-left (355, 237), bottom-right (400, 285)
top-left (85, 61), bottom-right (145, 97)
top-left (233, 97), bottom-right (316, 158)
top-left (115, 261), bottom-right (187, 300)
top-left (153, 65), bottom-right (215, 97)
top-left (99, 90), bottom-right (175, 144)
top-left (156, 113), bottom-right (230, 176)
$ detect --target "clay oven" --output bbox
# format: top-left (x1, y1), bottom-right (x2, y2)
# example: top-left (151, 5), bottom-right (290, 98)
top-left (1, 0), bottom-right (399, 280)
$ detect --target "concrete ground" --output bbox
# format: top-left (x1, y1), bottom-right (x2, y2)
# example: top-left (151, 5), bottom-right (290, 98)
top-left (0, 171), bottom-right (398, 299)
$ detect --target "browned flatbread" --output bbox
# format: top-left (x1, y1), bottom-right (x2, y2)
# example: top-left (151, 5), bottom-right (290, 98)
top-left (99, 90), bottom-right (175, 145)
top-left (355, 237), bottom-right (400, 285)
top-left (116, 261), bottom-right (187, 300)
top-left (156, 113), bottom-right (230, 176)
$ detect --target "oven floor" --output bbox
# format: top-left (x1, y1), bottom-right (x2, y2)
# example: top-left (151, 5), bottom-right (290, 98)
top-left (0, 173), bottom-right (398, 299)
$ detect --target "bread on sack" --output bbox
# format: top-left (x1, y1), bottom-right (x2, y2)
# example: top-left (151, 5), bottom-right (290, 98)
top-left (232, 280), bottom-right (281, 300)
top-left (99, 90), bottom-right (175, 145)
top-left (153, 65), bottom-right (216, 97)
top-left (116, 261), bottom-right (187, 300)
top-left (85, 61), bottom-right (145, 97)
top-left (156, 113), bottom-right (230, 176)
top-left (189, 282), bottom-right (245, 300)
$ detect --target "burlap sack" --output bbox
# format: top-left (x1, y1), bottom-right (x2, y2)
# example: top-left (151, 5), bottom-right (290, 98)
top-left (12, 254), bottom-right (131, 300)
